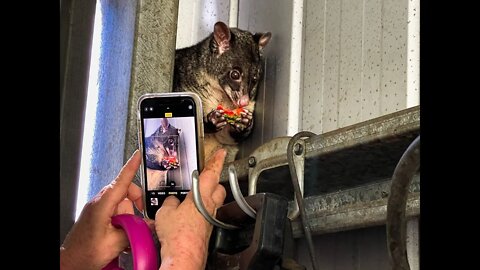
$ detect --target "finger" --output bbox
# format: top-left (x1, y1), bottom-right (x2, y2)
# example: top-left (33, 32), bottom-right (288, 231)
top-left (211, 184), bottom-right (227, 207)
top-left (216, 122), bottom-right (227, 129)
top-left (199, 149), bottom-right (226, 196)
top-left (155, 196), bottom-right (180, 220)
top-left (127, 183), bottom-right (144, 212)
top-left (115, 198), bottom-right (134, 215)
top-left (109, 227), bottom-right (130, 254)
top-left (143, 218), bottom-right (156, 232)
top-left (234, 123), bottom-right (243, 132)
top-left (160, 195), bottom-right (180, 210)
top-left (90, 185), bottom-right (109, 204)
top-left (100, 150), bottom-right (142, 211)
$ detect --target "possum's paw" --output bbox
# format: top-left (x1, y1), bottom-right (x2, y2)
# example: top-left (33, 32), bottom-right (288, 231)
top-left (231, 109), bottom-right (253, 133)
top-left (206, 109), bottom-right (227, 131)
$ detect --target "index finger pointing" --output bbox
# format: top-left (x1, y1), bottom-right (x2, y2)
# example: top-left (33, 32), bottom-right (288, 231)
top-left (199, 149), bottom-right (226, 196)
top-left (100, 150), bottom-right (142, 210)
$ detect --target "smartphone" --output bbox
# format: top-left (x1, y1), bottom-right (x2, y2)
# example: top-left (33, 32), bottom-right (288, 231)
top-left (137, 92), bottom-right (205, 219)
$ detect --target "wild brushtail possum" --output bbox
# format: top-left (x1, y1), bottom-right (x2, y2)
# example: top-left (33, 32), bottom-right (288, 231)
top-left (173, 21), bottom-right (271, 163)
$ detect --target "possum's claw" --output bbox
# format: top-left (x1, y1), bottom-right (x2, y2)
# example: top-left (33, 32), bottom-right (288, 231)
top-left (207, 109), bottom-right (227, 131)
top-left (231, 110), bottom-right (253, 133)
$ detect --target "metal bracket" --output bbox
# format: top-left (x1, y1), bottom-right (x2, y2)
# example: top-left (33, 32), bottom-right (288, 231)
top-left (209, 193), bottom-right (288, 270)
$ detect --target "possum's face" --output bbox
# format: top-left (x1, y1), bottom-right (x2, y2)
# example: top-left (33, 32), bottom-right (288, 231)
top-left (209, 25), bottom-right (271, 108)
top-left (163, 137), bottom-right (178, 157)
top-left (145, 137), bottom-right (168, 170)
top-left (145, 135), bottom-right (178, 170)
top-left (217, 54), bottom-right (263, 108)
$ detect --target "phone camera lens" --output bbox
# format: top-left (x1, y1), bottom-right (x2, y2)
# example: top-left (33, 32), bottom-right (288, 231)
top-left (188, 105), bottom-right (193, 110)
top-left (144, 107), bottom-right (148, 111)
top-left (149, 107), bottom-right (153, 111)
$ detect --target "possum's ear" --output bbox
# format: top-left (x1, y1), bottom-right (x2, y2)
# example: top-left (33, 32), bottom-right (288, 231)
top-left (254, 32), bottom-right (272, 50)
top-left (213, 21), bottom-right (231, 55)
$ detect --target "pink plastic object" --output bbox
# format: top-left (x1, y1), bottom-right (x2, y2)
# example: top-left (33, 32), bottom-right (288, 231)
top-left (102, 214), bottom-right (158, 270)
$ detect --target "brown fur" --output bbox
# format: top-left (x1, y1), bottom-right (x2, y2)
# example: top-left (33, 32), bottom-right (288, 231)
top-left (173, 21), bottom-right (271, 162)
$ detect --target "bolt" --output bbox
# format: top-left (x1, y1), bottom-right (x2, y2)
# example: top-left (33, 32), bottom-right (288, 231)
top-left (248, 156), bottom-right (256, 167)
top-left (293, 143), bottom-right (303, 155)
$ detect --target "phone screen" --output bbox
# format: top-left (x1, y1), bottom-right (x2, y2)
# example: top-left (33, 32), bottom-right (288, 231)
top-left (139, 95), bottom-right (201, 218)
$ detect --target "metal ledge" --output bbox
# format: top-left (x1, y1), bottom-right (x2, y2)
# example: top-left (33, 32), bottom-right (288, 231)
top-left (218, 105), bottom-right (420, 240)
top-left (220, 106), bottom-right (420, 202)
top-left (290, 174), bottom-right (420, 238)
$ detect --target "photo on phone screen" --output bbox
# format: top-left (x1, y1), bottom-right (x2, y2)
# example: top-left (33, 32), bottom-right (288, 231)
top-left (138, 94), bottom-right (203, 219)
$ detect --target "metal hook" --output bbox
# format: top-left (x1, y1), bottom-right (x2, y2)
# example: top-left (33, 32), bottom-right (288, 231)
top-left (287, 131), bottom-right (319, 270)
top-left (192, 170), bottom-right (240, 230)
top-left (228, 164), bottom-right (256, 218)
top-left (288, 138), bottom-right (306, 221)
top-left (386, 135), bottom-right (420, 270)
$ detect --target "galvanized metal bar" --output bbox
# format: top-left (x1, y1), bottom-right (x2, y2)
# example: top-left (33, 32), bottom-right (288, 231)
top-left (305, 106), bottom-right (420, 159)
top-left (222, 106), bottom-right (419, 187)
top-left (290, 175), bottom-right (420, 238)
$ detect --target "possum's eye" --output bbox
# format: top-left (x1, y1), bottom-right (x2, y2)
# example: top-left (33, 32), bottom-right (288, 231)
top-left (229, 69), bottom-right (241, 81)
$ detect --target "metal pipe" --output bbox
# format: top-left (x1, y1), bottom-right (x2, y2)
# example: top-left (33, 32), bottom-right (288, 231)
top-left (248, 155), bottom-right (288, 195)
top-left (192, 170), bottom-right (240, 230)
top-left (228, 164), bottom-right (256, 218)
top-left (386, 135), bottom-right (420, 270)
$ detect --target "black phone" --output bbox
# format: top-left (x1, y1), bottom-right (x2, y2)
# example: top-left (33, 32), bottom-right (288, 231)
top-left (137, 92), bottom-right (204, 219)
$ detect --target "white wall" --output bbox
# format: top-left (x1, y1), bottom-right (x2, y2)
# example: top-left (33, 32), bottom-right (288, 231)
top-left (302, 0), bottom-right (420, 134)
top-left (176, 0), bottom-right (230, 49)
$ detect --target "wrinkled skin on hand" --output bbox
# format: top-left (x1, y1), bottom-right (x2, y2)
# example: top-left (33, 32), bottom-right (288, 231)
top-left (155, 149), bottom-right (227, 270)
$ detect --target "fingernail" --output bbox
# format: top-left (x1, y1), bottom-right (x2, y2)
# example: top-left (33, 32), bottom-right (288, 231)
top-left (217, 148), bottom-right (227, 157)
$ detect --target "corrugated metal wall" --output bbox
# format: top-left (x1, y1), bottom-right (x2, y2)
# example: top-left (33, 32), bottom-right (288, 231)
top-left (302, 0), bottom-right (419, 134)
top-left (296, 218), bottom-right (419, 270)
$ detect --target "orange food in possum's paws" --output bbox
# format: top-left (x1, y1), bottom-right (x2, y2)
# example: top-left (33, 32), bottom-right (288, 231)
top-left (217, 104), bottom-right (245, 124)
top-left (162, 156), bottom-right (179, 169)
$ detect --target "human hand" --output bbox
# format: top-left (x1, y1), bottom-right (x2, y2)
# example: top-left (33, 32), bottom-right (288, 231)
top-left (60, 150), bottom-right (145, 270)
top-left (155, 149), bottom-right (227, 270)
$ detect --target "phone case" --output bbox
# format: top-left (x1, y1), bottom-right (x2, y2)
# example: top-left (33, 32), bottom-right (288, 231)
top-left (136, 92), bottom-right (205, 219)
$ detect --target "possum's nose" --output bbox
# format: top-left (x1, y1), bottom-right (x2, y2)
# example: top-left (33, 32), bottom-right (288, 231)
top-left (238, 95), bottom-right (250, 107)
